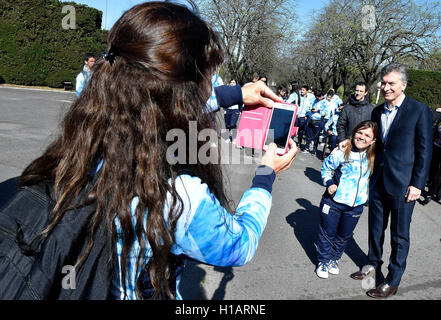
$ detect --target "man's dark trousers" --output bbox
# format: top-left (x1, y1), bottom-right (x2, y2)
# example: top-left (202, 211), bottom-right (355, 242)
top-left (368, 169), bottom-right (415, 287)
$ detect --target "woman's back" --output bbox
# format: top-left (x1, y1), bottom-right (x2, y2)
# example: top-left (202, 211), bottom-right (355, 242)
top-left (18, 1), bottom-right (298, 300)
top-left (20, 1), bottom-right (225, 300)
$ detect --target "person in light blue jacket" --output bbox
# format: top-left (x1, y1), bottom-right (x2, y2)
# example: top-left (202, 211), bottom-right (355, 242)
top-left (204, 73), bottom-right (224, 128)
top-left (304, 91), bottom-right (326, 154)
top-left (287, 81), bottom-right (300, 105)
top-left (322, 91), bottom-right (339, 121)
top-left (327, 89), bottom-right (343, 107)
top-left (323, 111), bottom-right (339, 156)
top-left (295, 85), bottom-right (313, 151)
top-left (75, 53), bottom-right (95, 96)
top-left (315, 120), bottom-right (378, 279)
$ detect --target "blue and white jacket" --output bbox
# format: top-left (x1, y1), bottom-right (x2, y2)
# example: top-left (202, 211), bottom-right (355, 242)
top-left (298, 94), bottom-right (313, 117)
top-left (286, 92), bottom-right (298, 105)
top-left (75, 66), bottom-right (92, 96)
top-left (332, 94), bottom-right (343, 106)
top-left (204, 74), bottom-right (224, 113)
top-left (321, 149), bottom-right (371, 207)
top-left (321, 99), bottom-right (338, 120)
top-left (309, 99), bottom-right (325, 121)
top-left (111, 166), bottom-right (275, 300)
top-left (324, 113), bottom-right (339, 136)
top-left (307, 92), bottom-right (315, 102)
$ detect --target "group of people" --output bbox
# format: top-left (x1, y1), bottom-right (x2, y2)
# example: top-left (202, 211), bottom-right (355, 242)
top-left (212, 62), bottom-right (436, 298)
top-left (3, 0), bottom-right (438, 301)
top-left (274, 81), bottom-right (372, 162)
top-left (219, 73), bottom-right (269, 144)
top-left (286, 64), bottom-right (434, 299)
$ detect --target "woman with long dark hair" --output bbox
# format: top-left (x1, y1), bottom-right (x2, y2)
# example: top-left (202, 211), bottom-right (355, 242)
top-left (18, 1), bottom-right (297, 299)
top-left (315, 120), bottom-right (378, 279)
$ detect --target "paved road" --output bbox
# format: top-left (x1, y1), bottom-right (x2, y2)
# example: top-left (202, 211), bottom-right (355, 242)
top-left (0, 86), bottom-right (75, 180)
top-left (1, 86), bottom-right (440, 300)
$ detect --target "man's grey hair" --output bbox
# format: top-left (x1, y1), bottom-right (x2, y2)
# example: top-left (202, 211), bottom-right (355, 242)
top-left (380, 62), bottom-right (409, 83)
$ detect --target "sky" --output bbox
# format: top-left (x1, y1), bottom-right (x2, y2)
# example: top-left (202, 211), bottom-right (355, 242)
top-left (60, 0), bottom-right (329, 30)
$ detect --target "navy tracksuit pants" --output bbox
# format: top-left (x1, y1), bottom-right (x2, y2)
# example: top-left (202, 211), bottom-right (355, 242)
top-left (317, 196), bottom-right (363, 264)
top-left (295, 116), bottom-right (307, 150)
top-left (306, 119), bottom-right (322, 152)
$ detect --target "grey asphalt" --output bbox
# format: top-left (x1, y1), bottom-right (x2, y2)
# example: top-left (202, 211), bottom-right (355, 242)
top-left (1, 86), bottom-right (440, 300)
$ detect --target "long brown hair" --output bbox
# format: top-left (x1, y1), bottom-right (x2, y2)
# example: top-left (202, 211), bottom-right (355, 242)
top-left (343, 120), bottom-right (378, 174)
top-left (20, 1), bottom-right (225, 299)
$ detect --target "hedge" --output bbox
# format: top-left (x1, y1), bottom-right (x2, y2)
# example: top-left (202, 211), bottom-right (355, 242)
top-left (0, 0), bottom-right (108, 88)
top-left (406, 69), bottom-right (441, 110)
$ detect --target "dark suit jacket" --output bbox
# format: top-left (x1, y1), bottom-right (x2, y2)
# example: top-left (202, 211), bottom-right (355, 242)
top-left (371, 96), bottom-right (433, 196)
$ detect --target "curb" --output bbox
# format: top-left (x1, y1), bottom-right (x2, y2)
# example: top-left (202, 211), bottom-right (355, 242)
top-left (0, 84), bottom-right (75, 94)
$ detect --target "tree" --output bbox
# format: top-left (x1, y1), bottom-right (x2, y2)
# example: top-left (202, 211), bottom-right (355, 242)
top-left (198, 0), bottom-right (297, 84)
top-left (419, 48), bottom-right (441, 72)
top-left (293, 0), bottom-right (441, 100)
top-left (344, 0), bottom-right (440, 93)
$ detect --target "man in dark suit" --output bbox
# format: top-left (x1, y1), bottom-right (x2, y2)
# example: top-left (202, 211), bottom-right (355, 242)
top-left (350, 63), bottom-right (433, 298)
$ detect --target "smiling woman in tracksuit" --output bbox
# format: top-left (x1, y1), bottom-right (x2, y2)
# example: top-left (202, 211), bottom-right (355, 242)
top-left (315, 120), bottom-right (378, 279)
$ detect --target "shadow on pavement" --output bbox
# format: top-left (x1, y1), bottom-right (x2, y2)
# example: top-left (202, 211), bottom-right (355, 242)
top-left (179, 258), bottom-right (207, 300)
top-left (286, 197), bottom-right (368, 269)
top-left (211, 266), bottom-right (234, 300)
top-left (286, 198), bottom-right (320, 266)
top-left (304, 167), bottom-right (322, 185)
top-left (179, 261), bottom-right (235, 300)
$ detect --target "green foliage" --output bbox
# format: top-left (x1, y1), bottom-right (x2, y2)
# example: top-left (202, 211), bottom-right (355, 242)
top-left (0, 0), bottom-right (108, 88)
top-left (406, 69), bottom-right (441, 110)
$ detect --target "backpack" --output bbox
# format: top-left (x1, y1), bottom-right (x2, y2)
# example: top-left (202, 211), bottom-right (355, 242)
top-left (0, 177), bottom-right (114, 300)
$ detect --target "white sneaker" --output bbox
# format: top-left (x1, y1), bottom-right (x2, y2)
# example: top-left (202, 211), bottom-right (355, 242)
top-left (315, 262), bottom-right (329, 279)
top-left (328, 260), bottom-right (339, 275)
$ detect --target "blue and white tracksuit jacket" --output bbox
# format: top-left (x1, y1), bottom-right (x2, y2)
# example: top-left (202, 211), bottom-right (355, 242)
top-left (321, 149), bottom-right (371, 207)
top-left (204, 73), bottom-right (224, 113)
top-left (321, 100), bottom-right (338, 120)
top-left (332, 94), bottom-right (343, 106)
top-left (286, 92), bottom-right (298, 105)
top-left (309, 99), bottom-right (325, 121)
top-left (111, 167), bottom-right (275, 300)
top-left (75, 66), bottom-right (92, 96)
top-left (298, 95), bottom-right (313, 117)
top-left (324, 113), bottom-right (339, 136)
